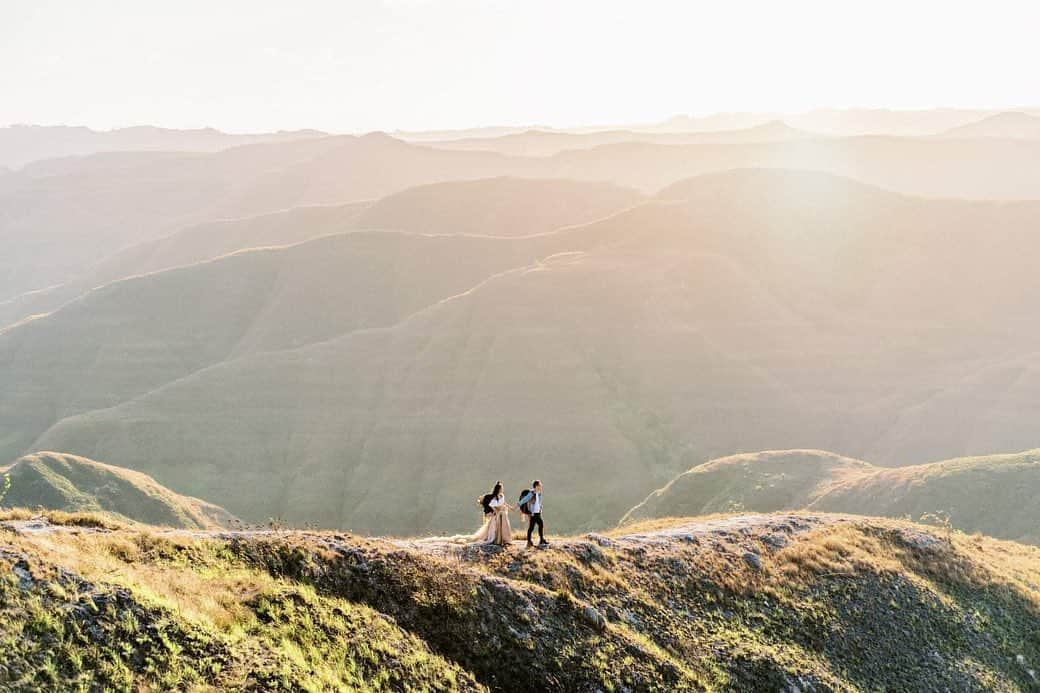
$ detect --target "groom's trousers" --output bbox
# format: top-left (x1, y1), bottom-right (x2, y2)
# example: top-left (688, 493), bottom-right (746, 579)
top-left (527, 513), bottom-right (544, 543)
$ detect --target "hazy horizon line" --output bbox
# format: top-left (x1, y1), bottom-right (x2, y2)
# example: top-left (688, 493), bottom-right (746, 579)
top-left (5, 105), bottom-right (1040, 137)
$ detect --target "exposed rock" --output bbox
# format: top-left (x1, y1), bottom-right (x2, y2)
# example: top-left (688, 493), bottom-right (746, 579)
top-left (742, 551), bottom-right (763, 571)
top-left (12, 562), bottom-right (33, 589)
top-left (1016, 654), bottom-right (1037, 682)
top-left (584, 533), bottom-right (614, 548)
top-left (897, 528), bottom-right (943, 551)
top-left (762, 534), bottom-right (788, 549)
top-left (583, 605), bottom-right (607, 631)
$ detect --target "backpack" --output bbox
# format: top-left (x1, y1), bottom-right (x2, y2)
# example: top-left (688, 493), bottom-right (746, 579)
top-left (518, 489), bottom-right (532, 515)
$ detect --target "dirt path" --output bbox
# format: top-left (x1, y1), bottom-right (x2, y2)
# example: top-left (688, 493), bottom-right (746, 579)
top-left (1, 512), bottom-right (851, 561)
top-left (390, 512), bottom-right (848, 560)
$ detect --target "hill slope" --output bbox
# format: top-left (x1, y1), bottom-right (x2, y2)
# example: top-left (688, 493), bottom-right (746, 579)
top-left (350, 177), bottom-right (644, 237)
top-left (622, 450), bottom-right (874, 521)
top-left (23, 169), bottom-right (1040, 534)
top-left (0, 133), bottom-right (525, 300)
top-left (939, 111), bottom-right (1040, 139)
top-left (625, 448), bottom-right (1040, 545)
top-left (0, 452), bottom-right (235, 529)
top-left (0, 177), bottom-right (640, 330)
top-left (2, 512), bottom-right (1040, 691)
top-left (25, 169), bottom-right (1040, 534)
top-left (0, 226), bottom-right (618, 462)
top-left (812, 449), bottom-right (1040, 544)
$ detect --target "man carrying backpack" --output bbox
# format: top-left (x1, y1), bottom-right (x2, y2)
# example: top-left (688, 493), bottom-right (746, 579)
top-left (519, 480), bottom-right (548, 548)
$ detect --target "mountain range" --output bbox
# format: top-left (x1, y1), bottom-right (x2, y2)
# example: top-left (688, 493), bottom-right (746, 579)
top-left (425, 121), bottom-right (816, 157)
top-left (7, 127), bottom-right (1040, 301)
top-left (0, 177), bottom-right (641, 330)
top-left (0, 124), bottom-right (325, 169)
top-left (3, 169), bottom-right (1040, 534)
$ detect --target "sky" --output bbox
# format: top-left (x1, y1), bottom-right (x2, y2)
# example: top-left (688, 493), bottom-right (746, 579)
top-left (3, 0), bottom-right (1039, 133)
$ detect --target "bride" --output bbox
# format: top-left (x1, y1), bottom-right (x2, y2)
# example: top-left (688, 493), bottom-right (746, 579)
top-left (469, 481), bottom-right (513, 546)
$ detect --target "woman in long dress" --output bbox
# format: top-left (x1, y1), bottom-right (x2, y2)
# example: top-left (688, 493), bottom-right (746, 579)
top-left (485, 487), bottom-right (514, 546)
top-left (467, 483), bottom-right (500, 544)
top-left (466, 481), bottom-right (513, 546)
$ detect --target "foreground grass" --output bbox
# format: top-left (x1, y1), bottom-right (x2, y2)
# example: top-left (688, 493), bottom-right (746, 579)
top-left (0, 514), bottom-right (478, 691)
top-left (3, 510), bottom-right (1040, 691)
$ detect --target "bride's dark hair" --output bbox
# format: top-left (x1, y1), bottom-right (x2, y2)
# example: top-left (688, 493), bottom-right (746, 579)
top-left (491, 481), bottom-right (502, 497)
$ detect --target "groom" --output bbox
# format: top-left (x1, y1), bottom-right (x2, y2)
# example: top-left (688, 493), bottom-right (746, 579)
top-left (520, 480), bottom-right (548, 548)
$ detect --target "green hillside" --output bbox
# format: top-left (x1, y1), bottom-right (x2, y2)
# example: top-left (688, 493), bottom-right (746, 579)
top-left (2, 511), bottom-right (1040, 691)
top-left (812, 450), bottom-right (1040, 544)
top-left (625, 448), bottom-right (1040, 545)
top-left (0, 452), bottom-right (235, 529)
top-left (622, 450), bottom-right (874, 522)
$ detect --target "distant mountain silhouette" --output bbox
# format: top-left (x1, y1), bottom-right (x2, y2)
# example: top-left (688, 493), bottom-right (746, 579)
top-left (429, 121), bottom-right (816, 156)
top-left (7, 131), bottom-right (1040, 301)
top-left (21, 169), bottom-right (1040, 534)
top-left (0, 124), bottom-right (325, 169)
top-left (0, 134), bottom-right (528, 300)
top-left (938, 111), bottom-right (1040, 139)
top-left (785, 108), bottom-right (999, 135)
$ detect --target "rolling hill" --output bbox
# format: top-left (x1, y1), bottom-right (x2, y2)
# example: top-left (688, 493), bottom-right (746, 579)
top-left (0, 177), bottom-right (641, 329)
top-left (621, 450), bottom-right (874, 520)
top-left (0, 452), bottom-right (235, 528)
top-left (0, 133), bottom-right (526, 300)
top-left (22, 169), bottom-right (1040, 535)
top-left (9, 129), bottom-right (1040, 301)
top-left (938, 111), bottom-right (1040, 139)
top-left (350, 177), bottom-right (644, 237)
top-left (624, 448), bottom-right (1040, 545)
top-left (0, 225), bottom-right (628, 463)
top-left (3, 511), bottom-right (1040, 690)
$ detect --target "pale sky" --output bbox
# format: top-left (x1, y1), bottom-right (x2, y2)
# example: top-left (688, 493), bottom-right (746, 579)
top-left (3, 0), bottom-right (1038, 133)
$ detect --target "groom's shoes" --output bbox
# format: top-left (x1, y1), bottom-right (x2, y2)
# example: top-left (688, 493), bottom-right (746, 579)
top-left (538, 540), bottom-right (550, 547)
top-left (526, 540), bottom-right (535, 548)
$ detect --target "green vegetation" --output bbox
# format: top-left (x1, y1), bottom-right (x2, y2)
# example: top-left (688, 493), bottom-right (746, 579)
top-left (3, 510), bottom-right (1040, 690)
top-left (1, 452), bottom-right (235, 529)
top-left (0, 515), bottom-right (479, 691)
top-left (623, 450), bottom-right (872, 523)
top-left (625, 448), bottom-right (1040, 545)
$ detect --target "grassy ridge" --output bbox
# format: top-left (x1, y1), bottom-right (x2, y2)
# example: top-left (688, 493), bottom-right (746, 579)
top-left (3, 511), bottom-right (1040, 690)
top-left (1, 452), bottom-right (236, 529)
top-left (626, 448), bottom-right (1040, 545)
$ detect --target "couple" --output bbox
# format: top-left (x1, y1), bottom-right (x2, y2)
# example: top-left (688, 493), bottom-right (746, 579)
top-left (471, 480), bottom-right (548, 548)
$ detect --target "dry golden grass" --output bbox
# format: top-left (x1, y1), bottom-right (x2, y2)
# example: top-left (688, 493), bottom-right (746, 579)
top-left (2, 526), bottom-right (272, 631)
top-left (0, 507), bottom-right (122, 529)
